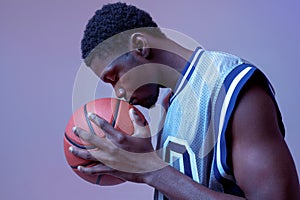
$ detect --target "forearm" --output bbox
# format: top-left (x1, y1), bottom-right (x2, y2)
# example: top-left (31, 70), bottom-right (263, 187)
top-left (143, 165), bottom-right (245, 200)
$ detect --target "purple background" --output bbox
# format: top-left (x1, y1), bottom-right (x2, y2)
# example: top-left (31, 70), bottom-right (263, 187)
top-left (1, 0), bottom-right (299, 199)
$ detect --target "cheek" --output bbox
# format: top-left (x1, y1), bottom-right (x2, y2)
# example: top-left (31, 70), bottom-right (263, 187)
top-left (119, 66), bottom-right (157, 87)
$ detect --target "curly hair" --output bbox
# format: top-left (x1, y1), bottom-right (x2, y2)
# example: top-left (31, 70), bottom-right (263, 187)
top-left (81, 2), bottom-right (166, 65)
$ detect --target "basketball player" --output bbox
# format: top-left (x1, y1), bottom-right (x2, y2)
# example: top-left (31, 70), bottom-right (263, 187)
top-left (69, 2), bottom-right (300, 199)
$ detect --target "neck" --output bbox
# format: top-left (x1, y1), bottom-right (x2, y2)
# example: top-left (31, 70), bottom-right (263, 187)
top-left (150, 39), bottom-right (194, 91)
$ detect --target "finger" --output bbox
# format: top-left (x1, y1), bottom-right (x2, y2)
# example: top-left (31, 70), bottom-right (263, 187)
top-left (68, 146), bottom-right (98, 161)
top-left (129, 108), bottom-right (150, 138)
top-left (72, 126), bottom-right (109, 149)
top-left (77, 163), bottom-right (114, 175)
top-left (129, 108), bottom-right (146, 126)
top-left (88, 113), bottom-right (126, 143)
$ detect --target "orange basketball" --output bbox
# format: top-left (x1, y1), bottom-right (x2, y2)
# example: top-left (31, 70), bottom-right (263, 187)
top-left (64, 98), bottom-right (146, 186)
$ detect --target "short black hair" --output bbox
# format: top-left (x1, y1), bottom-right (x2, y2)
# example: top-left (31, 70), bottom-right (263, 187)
top-left (81, 2), bottom-right (165, 64)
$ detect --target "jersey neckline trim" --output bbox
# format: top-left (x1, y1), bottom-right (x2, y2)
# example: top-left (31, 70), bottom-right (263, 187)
top-left (170, 47), bottom-right (204, 104)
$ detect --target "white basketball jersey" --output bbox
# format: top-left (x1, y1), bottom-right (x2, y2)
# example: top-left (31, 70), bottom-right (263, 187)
top-left (154, 48), bottom-right (284, 199)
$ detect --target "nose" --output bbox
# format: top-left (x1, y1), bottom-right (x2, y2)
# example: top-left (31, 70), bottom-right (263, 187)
top-left (100, 67), bottom-right (118, 86)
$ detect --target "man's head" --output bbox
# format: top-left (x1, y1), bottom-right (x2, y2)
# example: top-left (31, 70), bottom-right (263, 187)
top-left (81, 2), bottom-right (169, 108)
top-left (81, 2), bottom-right (166, 65)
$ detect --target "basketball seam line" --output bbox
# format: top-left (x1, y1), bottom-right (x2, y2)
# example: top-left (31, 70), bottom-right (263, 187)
top-left (96, 175), bottom-right (102, 185)
top-left (112, 99), bottom-right (121, 128)
top-left (70, 161), bottom-right (95, 169)
top-left (65, 132), bottom-right (96, 149)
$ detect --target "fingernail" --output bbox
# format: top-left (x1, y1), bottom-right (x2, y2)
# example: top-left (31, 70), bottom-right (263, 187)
top-left (68, 146), bottom-right (74, 153)
top-left (88, 112), bottom-right (95, 120)
top-left (72, 126), bottom-right (79, 136)
top-left (72, 126), bottom-right (77, 132)
top-left (130, 108), bottom-right (136, 115)
top-left (129, 108), bottom-right (135, 121)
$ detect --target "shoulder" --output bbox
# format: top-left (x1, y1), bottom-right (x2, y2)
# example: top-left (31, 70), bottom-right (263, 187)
top-left (230, 72), bottom-right (282, 136)
top-left (201, 50), bottom-right (244, 68)
top-left (228, 76), bottom-right (300, 199)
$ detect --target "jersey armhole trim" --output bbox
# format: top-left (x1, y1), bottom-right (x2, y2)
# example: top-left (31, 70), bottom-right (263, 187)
top-left (214, 64), bottom-right (256, 182)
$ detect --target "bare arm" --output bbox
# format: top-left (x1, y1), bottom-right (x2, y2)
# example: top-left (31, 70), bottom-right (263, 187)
top-left (230, 84), bottom-right (300, 199)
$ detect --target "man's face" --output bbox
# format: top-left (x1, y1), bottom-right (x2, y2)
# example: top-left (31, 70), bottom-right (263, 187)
top-left (90, 52), bottom-right (160, 108)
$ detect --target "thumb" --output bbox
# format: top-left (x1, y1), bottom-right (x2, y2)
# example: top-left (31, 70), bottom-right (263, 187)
top-left (129, 108), bottom-right (150, 138)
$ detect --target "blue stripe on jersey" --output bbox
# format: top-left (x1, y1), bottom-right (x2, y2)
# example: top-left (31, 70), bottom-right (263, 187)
top-left (170, 47), bottom-right (204, 104)
top-left (215, 63), bottom-right (256, 180)
top-left (183, 151), bottom-right (193, 179)
top-left (214, 165), bottom-right (245, 196)
top-left (220, 66), bottom-right (256, 173)
top-left (181, 47), bottom-right (202, 77)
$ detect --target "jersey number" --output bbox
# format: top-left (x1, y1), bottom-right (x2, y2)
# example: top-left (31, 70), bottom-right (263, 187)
top-left (163, 136), bottom-right (199, 181)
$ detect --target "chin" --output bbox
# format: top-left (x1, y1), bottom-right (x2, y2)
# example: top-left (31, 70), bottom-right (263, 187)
top-left (131, 84), bottom-right (160, 108)
top-left (140, 95), bottom-right (158, 108)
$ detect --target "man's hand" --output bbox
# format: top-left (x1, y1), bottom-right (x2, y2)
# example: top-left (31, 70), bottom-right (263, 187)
top-left (69, 108), bottom-right (167, 183)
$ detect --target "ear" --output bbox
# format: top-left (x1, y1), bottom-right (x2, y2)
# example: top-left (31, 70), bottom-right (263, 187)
top-left (130, 33), bottom-right (150, 58)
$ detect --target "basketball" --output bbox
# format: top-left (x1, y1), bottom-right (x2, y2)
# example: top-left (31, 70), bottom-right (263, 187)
top-left (64, 98), bottom-right (146, 186)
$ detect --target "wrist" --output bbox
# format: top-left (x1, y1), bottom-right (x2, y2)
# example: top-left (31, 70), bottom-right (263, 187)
top-left (139, 153), bottom-right (168, 184)
top-left (142, 164), bottom-right (171, 186)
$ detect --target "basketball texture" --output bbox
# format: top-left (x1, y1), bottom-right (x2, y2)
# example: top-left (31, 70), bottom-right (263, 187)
top-left (64, 98), bottom-right (146, 186)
